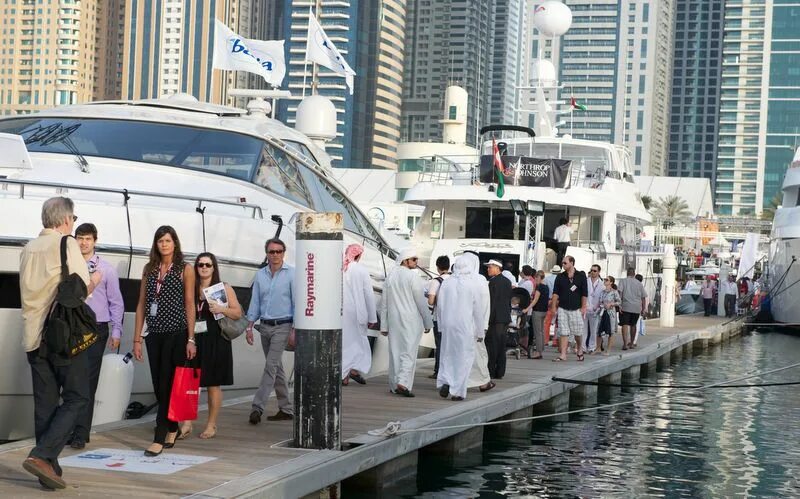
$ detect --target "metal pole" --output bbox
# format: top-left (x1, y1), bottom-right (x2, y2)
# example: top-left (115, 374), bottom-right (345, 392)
top-left (293, 212), bottom-right (343, 450)
top-left (660, 244), bottom-right (676, 328)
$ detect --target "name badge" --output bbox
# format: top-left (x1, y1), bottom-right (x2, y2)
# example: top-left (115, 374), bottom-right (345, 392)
top-left (195, 321), bottom-right (208, 334)
top-left (570, 285), bottom-right (577, 292)
top-left (149, 302), bottom-right (158, 317)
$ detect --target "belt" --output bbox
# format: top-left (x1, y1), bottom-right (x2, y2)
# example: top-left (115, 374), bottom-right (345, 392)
top-left (261, 318), bottom-right (293, 326)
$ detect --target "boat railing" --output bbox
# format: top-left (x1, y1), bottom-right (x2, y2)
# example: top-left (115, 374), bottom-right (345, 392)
top-left (416, 155), bottom-right (609, 189)
top-left (0, 178), bottom-right (265, 219)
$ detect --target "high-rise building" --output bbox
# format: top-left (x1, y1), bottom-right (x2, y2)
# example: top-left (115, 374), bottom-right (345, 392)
top-left (713, 0), bottom-right (800, 216)
top-left (122, 0), bottom-right (236, 103)
top-left (401, 0), bottom-right (495, 147)
top-left (277, 1), bottom-right (407, 170)
top-left (667, 0), bottom-right (724, 188)
top-left (489, 0), bottom-right (525, 126)
top-left (0, 0), bottom-right (127, 114)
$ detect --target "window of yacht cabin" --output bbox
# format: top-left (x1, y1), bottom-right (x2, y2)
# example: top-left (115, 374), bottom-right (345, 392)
top-left (254, 144), bottom-right (313, 206)
top-left (465, 206), bottom-right (524, 240)
top-left (0, 117), bottom-right (262, 181)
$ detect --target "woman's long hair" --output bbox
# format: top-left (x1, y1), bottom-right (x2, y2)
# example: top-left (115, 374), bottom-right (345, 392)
top-left (194, 252), bottom-right (221, 300)
top-left (143, 225), bottom-right (185, 276)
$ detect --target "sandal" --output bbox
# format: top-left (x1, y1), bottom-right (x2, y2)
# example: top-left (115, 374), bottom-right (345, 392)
top-left (177, 424), bottom-right (192, 440)
top-left (199, 426), bottom-right (217, 439)
top-left (349, 372), bottom-right (367, 385)
top-left (577, 353), bottom-right (585, 362)
top-left (552, 357), bottom-right (567, 362)
top-left (479, 381), bottom-right (496, 392)
top-left (451, 396), bottom-right (465, 401)
top-left (342, 378), bottom-right (349, 386)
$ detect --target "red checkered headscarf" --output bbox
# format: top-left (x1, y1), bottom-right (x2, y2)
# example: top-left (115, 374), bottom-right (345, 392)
top-left (343, 243), bottom-right (364, 272)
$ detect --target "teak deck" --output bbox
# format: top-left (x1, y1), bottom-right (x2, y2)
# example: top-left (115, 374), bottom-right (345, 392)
top-left (0, 315), bottom-right (737, 498)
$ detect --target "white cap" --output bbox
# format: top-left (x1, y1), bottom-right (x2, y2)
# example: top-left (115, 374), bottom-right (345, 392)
top-left (484, 259), bottom-right (503, 268)
top-left (397, 246), bottom-right (417, 264)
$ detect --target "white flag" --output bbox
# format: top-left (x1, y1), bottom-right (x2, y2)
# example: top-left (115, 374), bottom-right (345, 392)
top-left (213, 20), bottom-right (286, 87)
top-left (305, 10), bottom-right (356, 94)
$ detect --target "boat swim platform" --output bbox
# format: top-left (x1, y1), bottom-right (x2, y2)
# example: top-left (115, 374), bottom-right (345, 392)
top-left (0, 315), bottom-right (743, 498)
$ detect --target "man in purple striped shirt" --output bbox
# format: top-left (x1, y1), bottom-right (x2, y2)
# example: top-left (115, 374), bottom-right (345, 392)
top-left (68, 223), bottom-right (124, 449)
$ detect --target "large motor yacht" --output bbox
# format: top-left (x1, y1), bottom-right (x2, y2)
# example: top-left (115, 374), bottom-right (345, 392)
top-left (0, 94), bottom-right (397, 440)
top-left (769, 147), bottom-right (800, 325)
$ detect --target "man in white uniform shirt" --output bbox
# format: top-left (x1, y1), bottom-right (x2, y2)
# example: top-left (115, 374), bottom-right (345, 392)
top-left (553, 218), bottom-right (573, 266)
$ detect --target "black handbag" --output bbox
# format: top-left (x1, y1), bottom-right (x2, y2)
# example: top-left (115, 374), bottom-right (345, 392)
top-left (42, 236), bottom-right (99, 359)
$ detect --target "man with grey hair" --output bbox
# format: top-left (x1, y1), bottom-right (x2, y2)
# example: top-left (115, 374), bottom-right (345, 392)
top-left (19, 197), bottom-right (99, 490)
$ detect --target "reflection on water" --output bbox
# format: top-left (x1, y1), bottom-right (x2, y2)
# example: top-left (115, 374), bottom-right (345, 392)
top-left (398, 330), bottom-right (800, 498)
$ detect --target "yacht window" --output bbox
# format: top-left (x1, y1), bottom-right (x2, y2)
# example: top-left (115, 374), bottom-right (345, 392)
top-left (0, 117), bottom-right (261, 181)
top-left (254, 145), bottom-right (313, 206)
top-left (283, 140), bottom-right (319, 166)
top-left (431, 209), bottom-right (443, 238)
top-left (465, 207), bottom-right (523, 240)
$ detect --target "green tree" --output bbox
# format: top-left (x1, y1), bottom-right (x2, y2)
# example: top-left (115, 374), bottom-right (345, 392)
top-left (641, 195), bottom-right (652, 210)
top-left (651, 195), bottom-right (693, 223)
top-left (761, 192), bottom-right (783, 221)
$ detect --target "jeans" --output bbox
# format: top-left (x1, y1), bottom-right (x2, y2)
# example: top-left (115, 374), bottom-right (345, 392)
top-left (252, 323), bottom-right (293, 415)
top-left (432, 321), bottom-right (442, 374)
top-left (485, 323), bottom-right (508, 379)
top-left (145, 330), bottom-right (187, 444)
top-left (27, 348), bottom-right (90, 468)
top-left (703, 298), bottom-right (713, 316)
top-left (72, 323), bottom-right (109, 441)
top-left (724, 294), bottom-right (736, 317)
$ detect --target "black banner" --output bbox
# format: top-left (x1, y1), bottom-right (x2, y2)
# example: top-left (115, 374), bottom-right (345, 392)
top-left (479, 155), bottom-right (572, 188)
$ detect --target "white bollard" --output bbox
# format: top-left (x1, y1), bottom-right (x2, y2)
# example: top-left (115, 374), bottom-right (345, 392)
top-left (660, 244), bottom-right (676, 328)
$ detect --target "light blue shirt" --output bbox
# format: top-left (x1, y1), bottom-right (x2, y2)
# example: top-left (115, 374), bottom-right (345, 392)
top-left (247, 263), bottom-right (294, 321)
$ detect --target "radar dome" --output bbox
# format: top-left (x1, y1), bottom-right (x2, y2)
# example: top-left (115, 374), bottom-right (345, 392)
top-left (533, 1), bottom-right (572, 37)
top-left (295, 95), bottom-right (337, 141)
top-left (531, 59), bottom-right (556, 85)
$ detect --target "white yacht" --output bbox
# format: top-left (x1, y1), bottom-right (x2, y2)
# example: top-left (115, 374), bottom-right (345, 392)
top-left (0, 94), bottom-right (398, 440)
top-left (768, 146), bottom-right (800, 325)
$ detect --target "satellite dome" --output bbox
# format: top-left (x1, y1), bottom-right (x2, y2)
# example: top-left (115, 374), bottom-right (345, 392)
top-left (531, 59), bottom-right (557, 85)
top-left (533, 1), bottom-right (572, 37)
top-left (295, 95), bottom-right (337, 141)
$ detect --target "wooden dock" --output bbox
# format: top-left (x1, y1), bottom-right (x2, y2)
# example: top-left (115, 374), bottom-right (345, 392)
top-left (0, 315), bottom-right (742, 498)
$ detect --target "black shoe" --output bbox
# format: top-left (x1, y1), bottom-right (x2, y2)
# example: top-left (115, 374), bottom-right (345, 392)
top-left (266, 410), bottom-right (293, 421)
top-left (394, 386), bottom-right (415, 398)
top-left (439, 384), bottom-right (450, 398)
top-left (143, 445), bottom-right (163, 457)
top-left (69, 438), bottom-right (86, 450)
top-left (428, 372), bottom-right (438, 379)
top-left (249, 410), bottom-right (262, 425)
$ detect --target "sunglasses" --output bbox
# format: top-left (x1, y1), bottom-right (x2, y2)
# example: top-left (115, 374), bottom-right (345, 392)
top-left (590, 269), bottom-right (599, 273)
top-left (562, 262), bottom-right (569, 265)
top-left (197, 262), bottom-right (214, 269)
top-left (72, 215), bottom-right (78, 222)
top-left (268, 249), bottom-right (285, 255)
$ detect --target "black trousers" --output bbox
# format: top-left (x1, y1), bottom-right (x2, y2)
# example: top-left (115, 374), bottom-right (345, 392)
top-left (556, 242), bottom-right (569, 266)
top-left (486, 323), bottom-right (508, 379)
top-left (27, 347), bottom-right (90, 470)
top-left (703, 298), bottom-right (713, 316)
top-left (145, 330), bottom-right (187, 444)
top-left (432, 321), bottom-right (442, 374)
top-left (72, 323), bottom-right (109, 441)
top-left (724, 294), bottom-right (736, 317)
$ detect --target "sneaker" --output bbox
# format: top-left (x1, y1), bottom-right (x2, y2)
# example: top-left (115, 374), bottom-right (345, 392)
top-left (266, 410), bottom-right (294, 421)
top-left (249, 410), bottom-right (262, 425)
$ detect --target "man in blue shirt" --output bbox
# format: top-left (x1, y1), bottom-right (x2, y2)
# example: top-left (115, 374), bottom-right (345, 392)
top-left (246, 238), bottom-right (294, 425)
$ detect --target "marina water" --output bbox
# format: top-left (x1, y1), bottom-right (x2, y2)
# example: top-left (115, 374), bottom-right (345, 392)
top-left (392, 329), bottom-right (800, 498)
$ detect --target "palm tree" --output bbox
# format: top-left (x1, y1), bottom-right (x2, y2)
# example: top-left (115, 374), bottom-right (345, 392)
top-left (651, 195), bottom-right (693, 223)
top-left (761, 192), bottom-right (783, 221)
top-left (641, 195), bottom-right (652, 210)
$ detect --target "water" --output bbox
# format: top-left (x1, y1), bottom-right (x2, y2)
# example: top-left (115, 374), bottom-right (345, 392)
top-left (396, 330), bottom-right (800, 498)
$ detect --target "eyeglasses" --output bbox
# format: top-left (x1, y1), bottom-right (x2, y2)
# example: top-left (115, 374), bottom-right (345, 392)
top-left (197, 262), bottom-right (214, 269)
top-left (268, 249), bottom-right (285, 255)
top-left (72, 215), bottom-right (78, 222)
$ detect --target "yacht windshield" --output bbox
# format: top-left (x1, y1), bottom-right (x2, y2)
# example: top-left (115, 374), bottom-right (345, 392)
top-left (0, 117), bottom-right (262, 181)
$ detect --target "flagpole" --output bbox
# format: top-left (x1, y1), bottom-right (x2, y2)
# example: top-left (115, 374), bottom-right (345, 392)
top-left (312, 0), bottom-right (322, 96)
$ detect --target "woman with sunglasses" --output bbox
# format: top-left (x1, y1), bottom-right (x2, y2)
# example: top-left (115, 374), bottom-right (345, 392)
top-left (597, 276), bottom-right (621, 355)
top-left (133, 226), bottom-right (195, 457)
top-left (179, 253), bottom-right (242, 440)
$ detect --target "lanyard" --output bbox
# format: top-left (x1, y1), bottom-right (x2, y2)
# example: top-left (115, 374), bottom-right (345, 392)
top-left (155, 263), bottom-right (173, 297)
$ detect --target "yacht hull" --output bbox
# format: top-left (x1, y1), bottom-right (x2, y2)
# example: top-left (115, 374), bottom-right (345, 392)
top-left (769, 238), bottom-right (800, 325)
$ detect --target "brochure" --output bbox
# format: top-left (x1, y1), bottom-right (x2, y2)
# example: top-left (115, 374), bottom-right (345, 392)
top-left (202, 282), bottom-right (228, 320)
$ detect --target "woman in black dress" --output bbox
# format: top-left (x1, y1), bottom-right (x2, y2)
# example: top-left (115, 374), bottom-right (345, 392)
top-left (132, 225), bottom-right (196, 456)
top-left (181, 252), bottom-right (240, 440)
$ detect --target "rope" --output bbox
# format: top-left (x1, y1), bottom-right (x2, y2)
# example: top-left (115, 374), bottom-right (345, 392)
top-left (551, 376), bottom-right (800, 389)
top-left (366, 361), bottom-right (800, 438)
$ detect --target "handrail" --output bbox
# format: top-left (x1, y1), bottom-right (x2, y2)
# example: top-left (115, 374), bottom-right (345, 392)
top-left (0, 178), bottom-right (265, 219)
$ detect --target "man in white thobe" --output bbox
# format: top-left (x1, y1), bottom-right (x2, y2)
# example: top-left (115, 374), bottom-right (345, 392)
top-left (342, 244), bottom-right (377, 385)
top-left (436, 253), bottom-right (494, 400)
top-left (380, 247), bottom-right (432, 397)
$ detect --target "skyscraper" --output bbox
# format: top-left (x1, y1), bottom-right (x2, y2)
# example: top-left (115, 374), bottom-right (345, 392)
top-left (489, 0), bottom-right (525, 126)
top-left (0, 0), bottom-right (125, 114)
top-left (122, 0), bottom-right (236, 103)
top-left (401, 0), bottom-right (495, 147)
top-left (276, 1), bottom-right (407, 170)
top-left (668, 0), bottom-right (724, 188)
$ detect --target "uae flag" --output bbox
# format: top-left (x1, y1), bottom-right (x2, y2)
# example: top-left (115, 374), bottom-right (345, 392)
top-left (492, 138), bottom-right (505, 198)
top-left (571, 96), bottom-right (587, 111)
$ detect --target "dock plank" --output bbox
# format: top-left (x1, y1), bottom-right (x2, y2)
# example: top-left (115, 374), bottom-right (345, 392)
top-left (0, 315), bottom-right (733, 497)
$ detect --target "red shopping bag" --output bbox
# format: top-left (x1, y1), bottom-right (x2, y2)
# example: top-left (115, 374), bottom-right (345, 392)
top-left (168, 365), bottom-right (200, 421)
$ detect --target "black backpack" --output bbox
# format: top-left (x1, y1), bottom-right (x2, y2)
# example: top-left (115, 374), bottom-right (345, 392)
top-left (41, 236), bottom-right (99, 360)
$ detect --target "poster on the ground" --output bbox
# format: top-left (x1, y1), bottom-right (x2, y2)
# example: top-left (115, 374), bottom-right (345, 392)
top-left (60, 448), bottom-right (216, 475)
